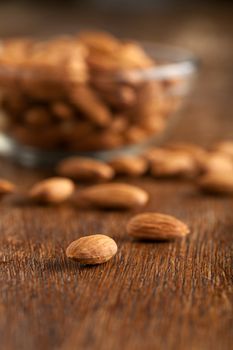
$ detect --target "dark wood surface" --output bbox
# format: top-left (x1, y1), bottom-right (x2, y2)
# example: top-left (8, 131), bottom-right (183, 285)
top-left (0, 5), bottom-right (232, 350)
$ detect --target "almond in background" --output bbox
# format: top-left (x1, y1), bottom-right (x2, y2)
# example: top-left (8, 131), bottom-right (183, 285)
top-left (127, 212), bottom-right (190, 240)
top-left (197, 172), bottom-right (233, 195)
top-left (76, 183), bottom-right (149, 209)
top-left (29, 177), bottom-right (75, 204)
top-left (0, 178), bottom-right (15, 197)
top-left (56, 157), bottom-right (115, 182)
top-left (164, 142), bottom-right (209, 168)
top-left (211, 140), bottom-right (233, 160)
top-left (66, 234), bottom-right (117, 265)
top-left (69, 85), bottom-right (112, 127)
top-left (149, 149), bottom-right (197, 178)
top-left (200, 152), bottom-right (233, 174)
top-left (108, 155), bottom-right (148, 177)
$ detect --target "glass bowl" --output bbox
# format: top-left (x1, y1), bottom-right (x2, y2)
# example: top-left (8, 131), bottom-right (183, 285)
top-left (0, 38), bottom-right (198, 167)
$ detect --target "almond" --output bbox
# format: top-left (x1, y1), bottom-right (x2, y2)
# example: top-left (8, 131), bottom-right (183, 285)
top-left (69, 85), bottom-right (112, 127)
top-left (212, 140), bottom-right (233, 159)
top-left (149, 150), bottom-right (197, 178)
top-left (0, 178), bottom-right (15, 196)
top-left (29, 177), bottom-right (75, 203)
top-left (66, 234), bottom-right (117, 265)
top-left (164, 142), bottom-right (208, 167)
top-left (197, 172), bottom-right (233, 195)
top-left (77, 183), bottom-right (149, 209)
top-left (143, 147), bottom-right (168, 161)
top-left (108, 156), bottom-right (148, 176)
top-left (56, 157), bottom-right (114, 182)
top-left (50, 101), bottom-right (74, 120)
top-left (127, 212), bottom-right (190, 240)
top-left (200, 152), bottom-right (233, 174)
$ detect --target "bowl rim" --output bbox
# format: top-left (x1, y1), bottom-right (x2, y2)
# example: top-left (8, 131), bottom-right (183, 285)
top-left (115, 41), bottom-right (198, 82)
top-left (0, 38), bottom-right (198, 83)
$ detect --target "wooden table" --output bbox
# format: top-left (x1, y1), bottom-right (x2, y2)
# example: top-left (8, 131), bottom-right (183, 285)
top-left (0, 5), bottom-right (232, 350)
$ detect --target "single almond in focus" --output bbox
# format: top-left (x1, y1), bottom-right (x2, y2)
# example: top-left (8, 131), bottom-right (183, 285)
top-left (127, 212), bottom-right (190, 240)
top-left (0, 178), bottom-right (15, 196)
top-left (29, 177), bottom-right (75, 203)
top-left (66, 234), bottom-right (117, 265)
top-left (197, 172), bottom-right (233, 195)
top-left (77, 183), bottom-right (149, 209)
top-left (108, 155), bottom-right (148, 176)
top-left (56, 157), bottom-right (114, 182)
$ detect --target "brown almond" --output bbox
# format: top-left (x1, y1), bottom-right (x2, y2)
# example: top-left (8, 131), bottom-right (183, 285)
top-left (164, 142), bottom-right (209, 167)
top-left (70, 85), bottom-right (112, 127)
top-left (66, 234), bottom-right (117, 265)
top-left (197, 172), bottom-right (233, 195)
top-left (50, 101), bottom-right (74, 120)
top-left (143, 147), bottom-right (168, 161)
top-left (200, 152), bottom-right (233, 174)
top-left (149, 151), bottom-right (197, 178)
top-left (23, 107), bottom-right (51, 127)
top-left (77, 183), bottom-right (149, 209)
top-left (108, 156), bottom-right (148, 177)
top-left (125, 126), bottom-right (147, 143)
top-left (94, 81), bottom-right (136, 108)
top-left (78, 31), bottom-right (121, 55)
top-left (127, 212), bottom-right (190, 240)
top-left (211, 140), bottom-right (233, 159)
top-left (29, 177), bottom-right (75, 203)
top-left (0, 178), bottom-right (15, 196)
top-left (56, 157), bottom-right (114, 182)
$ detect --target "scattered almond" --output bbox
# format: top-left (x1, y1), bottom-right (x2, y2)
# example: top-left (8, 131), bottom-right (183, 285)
top-left (149, 150), bottom-right (197, 178)
top-left (77, 183), bottom-right (149, 209)
top-left (164, 142), bottom-right (209, 168)
top-left (29, 177), bottom-right (75, 204)
top-left (211, 141), bottom-right (233, 160)
top-left (66, 234), bottom-right (117, 265)
top-left (127, 212), bottom-right (190, 240)
top-left (197, 172), bottom-right (233, 195)
top-left (56, 157), bottom-right (115, 182)
top-left (108, 155), bottom-right (148, 176)
top-left (200, 152), bottom-right (233, 174)
top-left (143, 147), bottom-right (168, 161)
top-left (0, 178), bottom-right (15, 197)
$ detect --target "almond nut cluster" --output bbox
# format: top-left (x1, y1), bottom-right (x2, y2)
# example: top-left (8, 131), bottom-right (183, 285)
top-left (0, 31), bottom-right (182, 152)
top-left (1, 140), bottom-right (232, 265)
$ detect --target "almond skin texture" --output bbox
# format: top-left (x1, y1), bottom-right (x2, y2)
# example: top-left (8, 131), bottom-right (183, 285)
top-left (56, 157), bottom-right (114, 182)
top-left (78, 183), bottom-right (149, 209)
top-left (127, 212), bottom-right (190, 240)
top-left (0, 179), bottom-right (15, 196)
top-left (29, 177), bottom-right (75, 204)
top-left (108, 156), bottom-right (148, 177)
top-left (198, 172), bottom-right (233, 195)
top-left (66, 234), bottom-right (117, 265)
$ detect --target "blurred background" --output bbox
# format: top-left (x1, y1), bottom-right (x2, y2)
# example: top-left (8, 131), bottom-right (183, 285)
top-left (0, 0), bottom-right (232, 143)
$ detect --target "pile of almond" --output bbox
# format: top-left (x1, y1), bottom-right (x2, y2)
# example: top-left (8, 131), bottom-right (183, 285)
top-left (0, 31), bottom-right (182, 152)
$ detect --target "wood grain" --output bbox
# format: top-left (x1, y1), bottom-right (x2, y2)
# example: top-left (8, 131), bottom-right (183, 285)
top-left (0, 5), bottom-right (232, 350)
